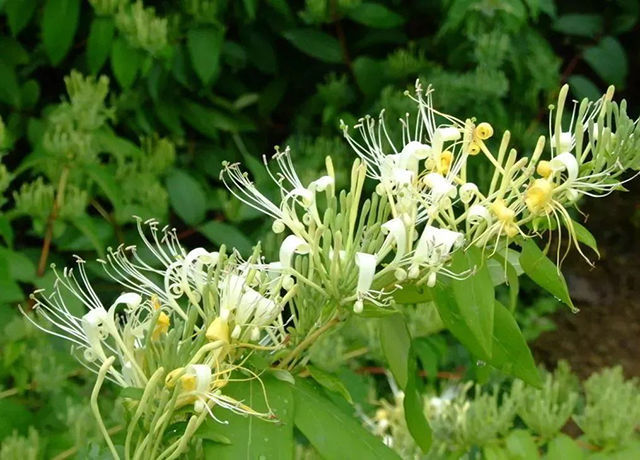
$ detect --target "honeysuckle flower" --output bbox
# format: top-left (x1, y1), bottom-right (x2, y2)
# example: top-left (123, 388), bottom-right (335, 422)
top-left (353, 252), bottom-right (377, 313)
top-left (409, 226), bottom-right (464, 281)
top-left (459, 183), bottom-right (479, 204)
top-left (24, 259), bottom-right (151, 387)
top-left (379, 218), bottom-right (408, 263)
top-left (279, 235), bottom-right (311, 284)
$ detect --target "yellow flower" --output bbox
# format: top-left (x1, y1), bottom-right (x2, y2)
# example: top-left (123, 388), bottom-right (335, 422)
top-left (525, 179), bottom-right (554, 214)
top-left (536, 160), bottom-right (552, 178)
top-left (206, 317), bottom-right (230, 343)
top-left (151, 311), bottom-right (170, 340)
top-left (490, 199), bottom-right (519, 237)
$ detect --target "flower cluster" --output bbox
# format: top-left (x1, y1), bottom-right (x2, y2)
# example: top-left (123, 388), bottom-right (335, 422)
top-left (221, 80), bottom-right (640, 318)
top-left (25, 218), bottom-right (289, 459)
top-left (25, 82), bottom-right (640, 456)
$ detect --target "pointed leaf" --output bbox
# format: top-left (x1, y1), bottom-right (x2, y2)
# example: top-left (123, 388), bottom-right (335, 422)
top-left (404, 345), bottom-right (432, 452)
top-left (283, 29), bottom-right (342, 63)
top-left (291, 378), bottom-right (400, 460)
top-left (187, 26), bottom-right (225, 85)
top-left (166, 169), bottom-right (207, 225)
top-left (379, 314), bottom-right (410, 388)
top-left (519, 239), bottom-right (575, 312)
top-left (87, 17), bottom-right (115, 74)
top-left (202, 376), bottom-right (294, 459)
top-left (449, 246), bottom-right (495, 356)
top-left (111, 37), bottom-right (140, 89)
top-left (42, 0), bottom-right (80, 65)
top-left (307, 365), bottom-right (352, 404)
top-left (347, 3), bottom-right (405, 29)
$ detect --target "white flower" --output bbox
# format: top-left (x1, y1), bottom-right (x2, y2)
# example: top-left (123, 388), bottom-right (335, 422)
top-left (353, 252), bottom-right (377, 313)
top-left (279, 235), bottom-right (311, 270)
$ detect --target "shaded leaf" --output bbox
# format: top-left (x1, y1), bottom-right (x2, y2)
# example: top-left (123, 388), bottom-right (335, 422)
top-left (519, 239), bottom-right (575, 312)
top-left (449, 246), bottom-right (495, 356)
top-left (111, 37), bottom-right (140, 89)
top-left (379, 313), bottom-right (410, 388)
top-left (42, 0), bottom-right (80, 65)
top-left (307, 364), bottom-right (352, 403)
top-left (202, 376), bottom-right (294, 460)
top-left (87, 17), bottom-right (115, 74)
top-left (166, 169), bottom-right (207, 225)
top-left (583, 36), bottom-right (628, 88)
top-left (553, 14), bottom-right (602, 38)
top-left (187, 26), bottom-right (225, 85)
top-left (347, 3), bottom-right (405, 29)
top-left (292, 378), bottom-right (400, 460)
top-left (5, 0), bottom-right (37, 36)
top-left (283, 29), bottom-right (342, 63)
top-left (198, 220), bottom-right (253, 256)
top-left (404, 345), bottom-right (432, 452)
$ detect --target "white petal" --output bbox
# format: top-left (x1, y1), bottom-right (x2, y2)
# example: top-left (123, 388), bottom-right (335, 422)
top-left (309, 175), bottom-right (334, 192)
top-left (401, 141), bottom-right (431, 160)
top-left (550, 152), bottom-right (579, 181)
top-left (279, 235), bottom-right (311, 269)
top-left (355, 252), bottom-right (377, 294)
top-left (467, 204), bottom-right (492, 225)
top-left (381, 218), bottom-right (407, 259)
top-left (459, 183), bottom-right (478, 204)
top-left (112, 292), bottom-right (142, 310)
top-left (435, 127), bottom-right (461, 142)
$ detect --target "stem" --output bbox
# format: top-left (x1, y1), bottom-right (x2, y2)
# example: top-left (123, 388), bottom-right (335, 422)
top-left (37, 167), bottom-right (70, 277)
top-left (91, 356), bottom-right (121, 460)
top-left (278, 314), bottom-right (341, 370)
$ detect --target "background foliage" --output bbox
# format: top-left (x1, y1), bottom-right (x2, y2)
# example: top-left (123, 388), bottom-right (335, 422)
top-left (1, 0), bottom-right (638, 458)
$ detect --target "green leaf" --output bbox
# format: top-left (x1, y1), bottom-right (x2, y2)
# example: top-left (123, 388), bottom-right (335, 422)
top-left (111, 37), bottom-right (140, 89)
top-left (198, 220), bottom-right (253, 256)
top-left (568, 75), bottom-right (601, 102)
top-left (292, 378), bottom-right (400, 460)
top-left (70, 215), bottom-right (106, 258)
top-left (166, 169), bottom-right (207, 226)
top-left (519, 239), bottom-right (575, 312)
top-left (347, 3), bottom-right (405, 29)
top-left (353, 56), bottom-right (388, 97)
top-left (491, 301), bottom-right (542, 387)
top-left (42, 0), bottom-right (80, 65)
top-left (187, 26), bottom-right (225, 85)
top-left (0, 399), bottom-right (33, 439)
top-left (484, 445), bottom-right (510, 460)
top-left (5, 0), bottom-right (37, 36)
top-left (283, 29), bottom-right (342, 63)
top-left (491, 254), bottom-right (519, 311)
top-left (0, 254), bottom-right (24, 303)
top-left (86, 164), bottom-right (123, 209)
top-left (379, 314), bottom-right (410, 388)
top-left (449, 246), bottom-right (495, 356)
top-left (404, 345), bottom-right (432, 452)
top-left (545, 434), bottom-right (584, 460)
top-left (0, 246), bottom-right (36, 282)
top-left (566, 219), bottom-right (599, 257)
top-left (202, 376), bottom-right (294, 460)
top-left (553, 14), bottom-right (602, 37)
top-left (583, 37), bottom-right (628, 88)
top-left (413, 337), bottom-right (439, 381)
top-left (433, 287), bottom-right (541, 386)
top-left (181, 100), bottom-right (255, 136)
top-left (307, 365), bottom-right (352, 404)
top-left (392, 283), bottom-right (433, 304)
top-left (505, 429), bottom-right (540, 459)
top-left (19, 79), bottom-right (39, 108)
top-left (119, 386), bottom-right (145, 400)
top-left (87, 17), bottom-right (115, 74)
top-left (0, 57), bottom-right (21, 107)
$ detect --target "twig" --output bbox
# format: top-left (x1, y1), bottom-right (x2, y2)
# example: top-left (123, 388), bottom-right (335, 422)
top-left (278, 315), bottom-right (341, 370)
top-left (36, 167), bottom-right (70, 277)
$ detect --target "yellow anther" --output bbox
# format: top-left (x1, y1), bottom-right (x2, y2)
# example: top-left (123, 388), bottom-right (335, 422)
top-left (152, 311), bottom-right (170, 340)
top-left (438, 150), bottom-right (454, 173)
top-left (536, 160), bottom-right (552, 178)
top-left (165, 367), bottom-right (185, 388)
top-left (468, 141), bottom-right (481, 155)
top-left (474, 122), bottom-right (494, 140)
top-left (206, 317), bottom-right (230, 343)
top-left (525, 179), bottom-right (554, 214)
top-left (179, 375), bottom-right (197, 392)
